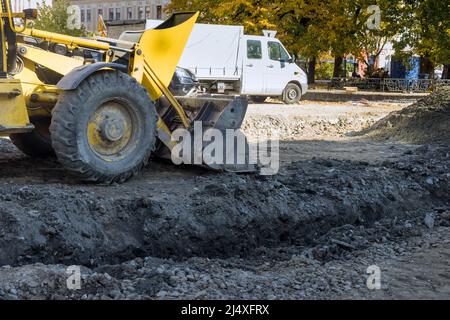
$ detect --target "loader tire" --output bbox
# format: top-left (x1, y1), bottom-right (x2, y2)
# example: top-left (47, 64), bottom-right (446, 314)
top-left (50, 71), bottom-right (158, 183)
top-left (10, 117), bottom-right (54, 158)
top-left (282, 83), bottom-right (302, 104)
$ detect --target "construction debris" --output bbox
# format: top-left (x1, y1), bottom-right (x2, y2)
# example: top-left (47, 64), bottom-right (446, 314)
top-left (0, 99), bottom-right (449, 300)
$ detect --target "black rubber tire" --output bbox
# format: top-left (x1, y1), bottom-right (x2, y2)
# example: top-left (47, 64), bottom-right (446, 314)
top-left (10, 117), bottom-right (55, 158)
top-left (251, 96), bottom-right (268, 103)
top-left (50, 71), bottom-right (158, 183)
top-left (282, 83), bottom-right (302, 104)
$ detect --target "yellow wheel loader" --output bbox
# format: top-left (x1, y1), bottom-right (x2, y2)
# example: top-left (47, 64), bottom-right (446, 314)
top-left (0, 1), bottom-right (253, 183)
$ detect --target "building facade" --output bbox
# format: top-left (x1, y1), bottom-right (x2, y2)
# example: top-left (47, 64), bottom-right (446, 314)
top-left (70, 0), bottom-right (170, 33)
top-left (11, 0), bottom-right (42, 11)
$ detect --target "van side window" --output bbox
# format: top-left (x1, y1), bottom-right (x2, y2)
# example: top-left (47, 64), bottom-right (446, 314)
top-left (247, 40), bottom-right (262, 59)
top-left (268, 41), bottom-right (290, 62)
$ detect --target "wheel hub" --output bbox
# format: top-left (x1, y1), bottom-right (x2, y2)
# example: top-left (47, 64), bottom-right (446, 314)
top-left (87, 100), bottom-right (135, 159)
top-left (288, 89), bottom-right (297, 100)
top-left (100, 118), bottom-right (125, 142)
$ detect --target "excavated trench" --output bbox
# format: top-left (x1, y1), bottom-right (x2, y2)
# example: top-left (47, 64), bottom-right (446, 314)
top-left (0, 92), bottom-right (449, 269)
top-left (0, 139), bottom-right (449, 268)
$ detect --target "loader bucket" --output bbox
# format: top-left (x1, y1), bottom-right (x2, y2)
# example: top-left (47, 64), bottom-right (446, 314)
top-left (135, 13), bottom-right (256, 173)
top-left (156, 95), bottom-right (257, 173)
top-left (137, 12), bottom-right (199, 100)
top-left (188, 96), bottom-right (257, 173)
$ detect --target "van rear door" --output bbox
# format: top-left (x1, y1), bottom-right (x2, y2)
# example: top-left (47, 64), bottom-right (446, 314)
top-left (241, 36), bottom-right (265, 95)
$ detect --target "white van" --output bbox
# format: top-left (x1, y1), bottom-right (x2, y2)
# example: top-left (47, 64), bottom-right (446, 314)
top-left (144, 21), bottom-right (308, 104)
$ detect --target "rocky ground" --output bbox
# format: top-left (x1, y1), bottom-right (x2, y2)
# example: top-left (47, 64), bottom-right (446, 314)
top-left (0, 94), bottom-right (449, 300)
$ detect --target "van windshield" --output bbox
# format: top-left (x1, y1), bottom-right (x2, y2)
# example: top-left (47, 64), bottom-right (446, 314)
top-left (268, 41), bottom-right (290, 62)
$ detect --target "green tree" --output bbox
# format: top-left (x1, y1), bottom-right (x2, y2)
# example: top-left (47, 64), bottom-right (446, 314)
top-left (392, 0), bottom-right (450, 78)
top-left (270, 0), bottom-right (329, 82)
top-left (166, 0), bottom-right (276, 33)
top-left (34, 0), bottom-right (87, 36)
top-left (166, 0), bottom-right (449, 80)
top-left (166, 0), bottom-right (330, 82)
top-left (348, 0), bottom-right (402, 77)
top-left (274, 0), bottom-right (387, 78)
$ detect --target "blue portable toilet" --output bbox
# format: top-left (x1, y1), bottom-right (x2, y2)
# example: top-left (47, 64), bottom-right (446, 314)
top-left (405, 57), bottom-right (420, 79)
top-left (390, 56), bottom-right (420, 79)
top-left (391, 58), bottom-right (406, 78)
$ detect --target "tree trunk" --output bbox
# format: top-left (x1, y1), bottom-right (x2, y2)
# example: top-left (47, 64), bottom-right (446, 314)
top-left (365, 61), bottom-right (374, 78)
top-left (420, 56), bottom-right (435, 79)
top-left (333, 56), bottom-right (343, 78)
top-left (442, 64), bottom-right (449, 79)
top-left (307, 57), bottom-right (316, 84)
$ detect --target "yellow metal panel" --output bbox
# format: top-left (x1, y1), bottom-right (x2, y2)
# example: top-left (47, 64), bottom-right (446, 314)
top-left (15, 58), bottom-right (46, 98)
top-left (21, 28), bottom-right (111, 51)
top-left (135, 12), bottom-right (199, 99)
top-left (0, 79), bottom-right (30, 129)
top-left (157, 118), bottom-right (178, 150)
top-left (19, 44), bottom-right (84, 75)
top-left (143, 62), bottom-right (190, 128)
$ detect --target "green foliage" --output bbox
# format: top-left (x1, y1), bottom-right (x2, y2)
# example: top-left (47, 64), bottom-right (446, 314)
top-left (315, 62), bottom-right (334, 80)
top-left (167, 0), bottom-right (450, 76)
top-left (166, 0), bottom-right (276, 34)
top-left (34, 0), bottom-right (87, 36)
top-left (392, 0), bottom-right (450, 66)
top-left (166, 0), bottom-right (397, 60)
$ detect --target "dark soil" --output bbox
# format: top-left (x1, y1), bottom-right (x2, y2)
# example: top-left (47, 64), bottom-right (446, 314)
top-left (0, 136), bottom-right (449, 299)
top-left (0, 96), bottom-right (449, 300)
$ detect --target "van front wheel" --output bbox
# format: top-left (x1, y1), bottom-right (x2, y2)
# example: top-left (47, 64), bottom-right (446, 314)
top-left (282, 83), bottom-right (302, 104)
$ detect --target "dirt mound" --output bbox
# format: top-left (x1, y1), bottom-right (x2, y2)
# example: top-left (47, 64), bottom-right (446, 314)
top-left (361, 88), bottom-right (450, 144)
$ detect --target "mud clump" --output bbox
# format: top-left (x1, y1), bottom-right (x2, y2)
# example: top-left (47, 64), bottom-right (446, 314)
top-left (362, 87), bottom-right (450, 144)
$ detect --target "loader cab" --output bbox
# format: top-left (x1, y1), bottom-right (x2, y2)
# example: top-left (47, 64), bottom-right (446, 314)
top-left (241, 34), bottom-right (307, 97)
top-left (115, 30), bottom-right (143, 68)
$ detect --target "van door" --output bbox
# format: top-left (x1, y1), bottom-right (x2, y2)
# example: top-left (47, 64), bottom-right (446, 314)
top-left (264, 40), bottom-right (292, 95)
top-left (241, 37), bottom-right (265, 95)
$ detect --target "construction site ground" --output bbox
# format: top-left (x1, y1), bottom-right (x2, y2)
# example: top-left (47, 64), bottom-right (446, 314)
top-left (0, 92), bottom-right (449, 300)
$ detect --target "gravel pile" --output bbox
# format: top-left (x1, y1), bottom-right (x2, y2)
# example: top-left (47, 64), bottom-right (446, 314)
top-left (242, 115), bottom-right (377, 140)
